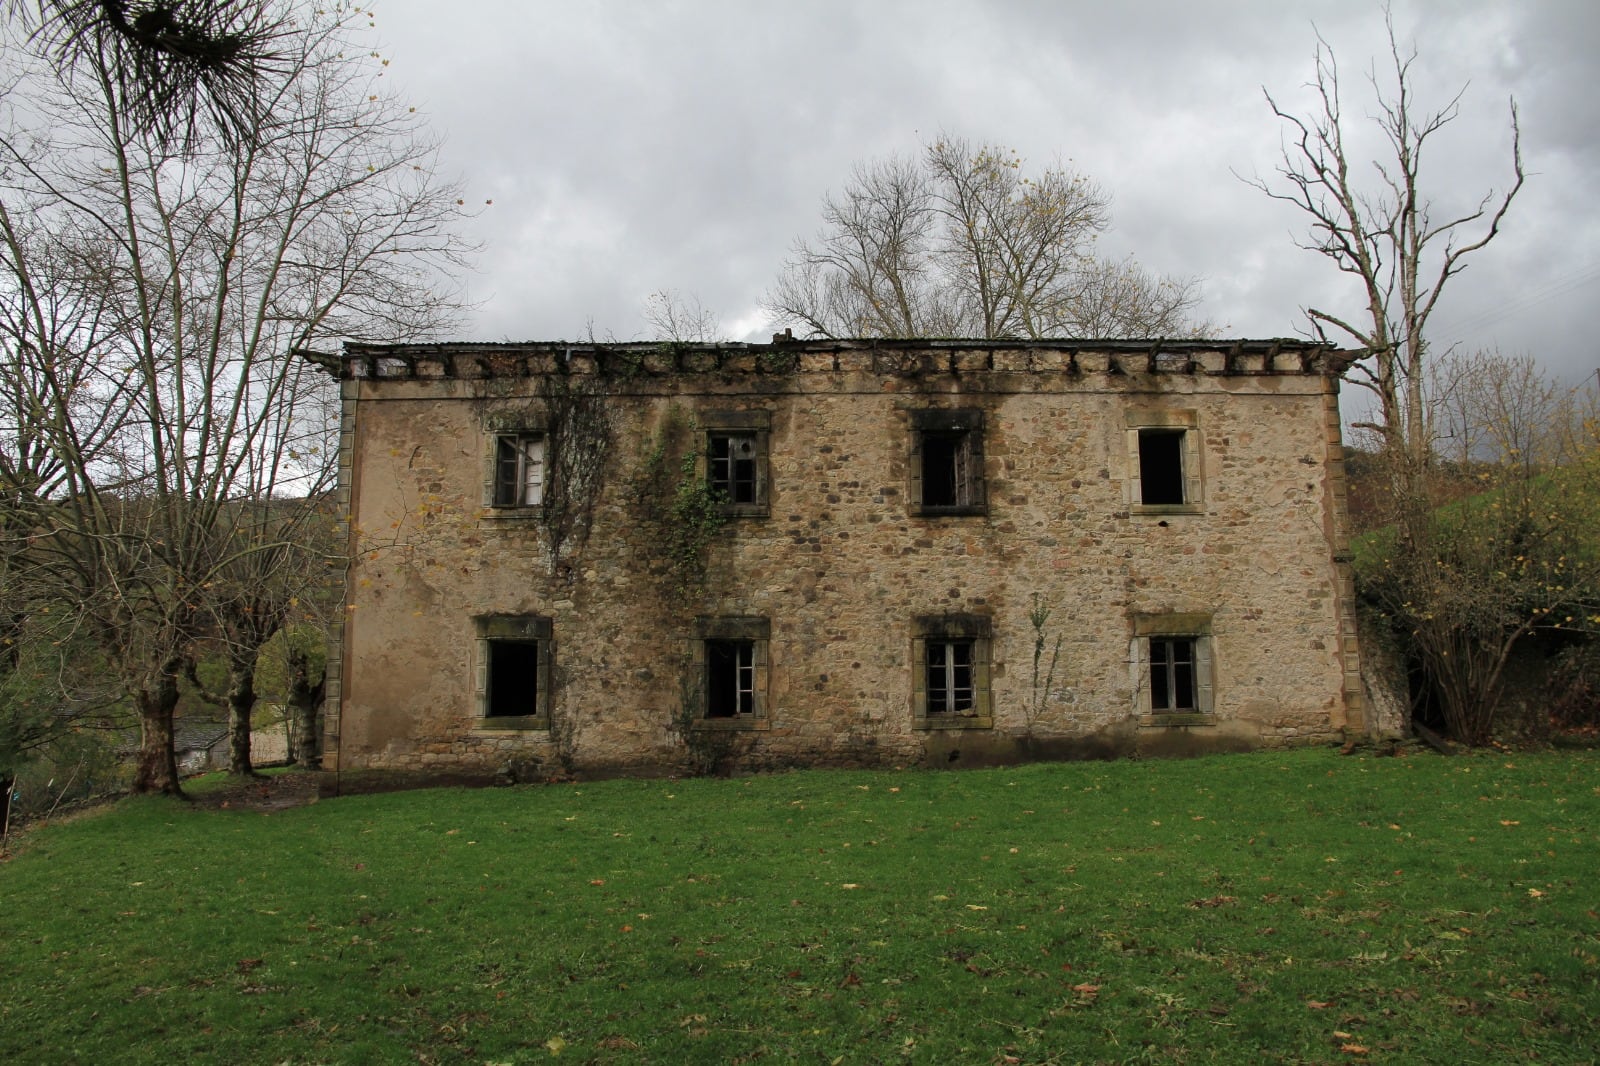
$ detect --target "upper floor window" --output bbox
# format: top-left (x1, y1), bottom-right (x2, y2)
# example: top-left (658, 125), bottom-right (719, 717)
top-left (910, 408), bottom-right (986, 516)
top-left (710, 433), bottom-right (760, 506)
top-left (492, 434), bottom-right (545, 508)
top-left (701, 409), bottom-right (771, 517)
top-left (1126, 410), bottom-right (1202, 514)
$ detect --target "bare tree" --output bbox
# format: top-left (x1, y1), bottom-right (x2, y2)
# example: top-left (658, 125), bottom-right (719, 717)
top-left (1245, 11), bottom-right (1524, 467)
top-left (0, 6), bottom-right (472, 795)
top-left (768, 137), bottom-right (1206, 340)
top-left (643, 289), bottom-right (722, 342)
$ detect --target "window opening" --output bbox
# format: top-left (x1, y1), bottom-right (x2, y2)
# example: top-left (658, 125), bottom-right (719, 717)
top-left (1149, 637), bottom-right (1197, 712)
top-left (710, 433), bottom-right (759, 505)
top-left (706, 639), bottom-right (756, 717)
top-left (1137, 428), bottom-right (1185, 505)
top-left (486, 640), bottom-right (541, 718)
top-left (494, 435), bottom-right (545, 507)
top-left (922, 432), bottom-right (975, 508)
top-left (926, 639), bottom-right (976, 714)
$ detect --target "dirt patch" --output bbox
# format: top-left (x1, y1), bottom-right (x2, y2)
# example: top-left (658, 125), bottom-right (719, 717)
top-left (189, 767), bottom-right (507, 812)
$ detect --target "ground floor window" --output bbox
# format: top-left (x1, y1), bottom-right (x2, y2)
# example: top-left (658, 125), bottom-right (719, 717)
top-left (913, 614), bottom-right (992, 728)
top-left (691, 617), bottom-right (770, 728)
top-left (1131, 613), bottom-right (1214, 722)
top-left (475, 615), bottom-right (552, 729)
top-left (706, 639), bottom-right (756, 718)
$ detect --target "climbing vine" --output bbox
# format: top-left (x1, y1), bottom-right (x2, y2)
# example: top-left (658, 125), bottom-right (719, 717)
top-left (632, 405), bottom-right (727, 605)
top-left (540, 374), bottom-right (613, 576)
top-left (1027, 593), bottom-right (1063, 734)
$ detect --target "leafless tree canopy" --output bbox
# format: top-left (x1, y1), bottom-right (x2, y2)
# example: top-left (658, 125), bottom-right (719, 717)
top-left (0, 5), bottom-right (473, 793)
top-left (1244, 11), bottom-right (1523, 464)
top-left (767, 138), bottom-right (1206, 341)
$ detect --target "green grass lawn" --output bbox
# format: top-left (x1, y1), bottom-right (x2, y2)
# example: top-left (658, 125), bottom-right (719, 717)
top-left (3, 748), bottom-right (1597, 1064)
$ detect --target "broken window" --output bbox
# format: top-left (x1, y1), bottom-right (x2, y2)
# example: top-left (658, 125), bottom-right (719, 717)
top-left (910, 409), bottom-right (986, 515)
top-left (700, 410), bottom-right (771, 517)
top-left (1131, 613), bottom-right (1214, 721)
top-left (912, 614), bottom-right (992, 728)
top-left (475, 615), bottom-right (552, 728)
top-left (925, 639), bottom-right (976, 714)
top-left (486, 640), bottom-right (542, 717)
top-left (705, 639), bottom-right (756, 717)
top-left (709, 433), bottom-right (760, 506)
top-left (492, 434), bottom-right (545, 508)
top-left (1137, 429), bottom-right (1186, 505)
top-left (691, 616), bottom-right (770, 727)
top-left (1148, 637), bottom-right (1196, 711)
top-left (1126, 410), bottom-right (1201, 513)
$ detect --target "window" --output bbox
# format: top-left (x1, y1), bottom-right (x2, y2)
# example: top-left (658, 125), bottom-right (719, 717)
top-left (701, 410), bottom-right (771, 517)
top-left (690, 617), bottom-right (770, 727)
top-left (492, 434), bottom-right (545, 508)
top-left (709, 433), bottom-right (759, 506)
top-left (705, 639), bottom-right (756, 717)
top-left (926, 638), bottom-right (977, 714)
top-left (910, 409), bottom-right (986, 515)
top-left (912, 614), bottom-right (992, 728)
top-left (1131, 613), bottom-right (1214, 723)
top-left (1126, 411), bottom-right (1201, 513)
top-left (1148, 637), bottom-right (1197, 711)
top-left (1137, 429), bottom-right (1186, 505)
top-left (475, 615), bottom-right (552, 729)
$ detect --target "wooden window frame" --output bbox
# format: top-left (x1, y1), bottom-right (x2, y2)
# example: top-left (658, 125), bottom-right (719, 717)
top-left (1130, 613), bottom-right (1215, 726)
top-left (909, 408), bottom-right (987, 517)
top-left (912, 613), bottom-right (993, 729)
top-left (688, 616), bottom-right (771, 730)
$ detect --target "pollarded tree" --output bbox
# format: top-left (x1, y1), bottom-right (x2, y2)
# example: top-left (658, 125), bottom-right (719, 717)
top-left (767, 137), bottom-right (1206, 340)
top-left (0, 3), bottom-right (472, 795)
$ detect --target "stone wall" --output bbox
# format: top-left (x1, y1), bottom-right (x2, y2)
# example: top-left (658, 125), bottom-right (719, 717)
top-left (326, 339), bottom-right (1365, 776)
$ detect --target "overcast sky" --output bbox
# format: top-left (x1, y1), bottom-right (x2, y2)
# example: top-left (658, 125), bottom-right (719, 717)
top-left (366, 0), bottom-right (1598, 405)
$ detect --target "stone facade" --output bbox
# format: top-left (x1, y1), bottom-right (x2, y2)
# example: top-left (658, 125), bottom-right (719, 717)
top-left (323, 337), bottom-right (1366, 777)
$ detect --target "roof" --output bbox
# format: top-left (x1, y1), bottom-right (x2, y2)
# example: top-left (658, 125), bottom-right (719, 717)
top-left (321, 337), bottom-right (1359, 382)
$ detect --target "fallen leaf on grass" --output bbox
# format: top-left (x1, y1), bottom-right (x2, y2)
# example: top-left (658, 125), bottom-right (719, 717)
top-left (1308, 1000), bottom-right (1333, 1009)
top-left (1340, 1044), bottom-right (1369, 1056)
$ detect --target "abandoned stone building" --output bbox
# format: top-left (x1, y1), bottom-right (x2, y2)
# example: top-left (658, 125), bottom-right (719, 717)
top-left (323, 337), bottom-right (1367, 776)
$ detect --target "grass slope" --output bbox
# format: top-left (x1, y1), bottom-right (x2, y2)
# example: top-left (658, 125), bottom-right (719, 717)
top-left (3, 749), bottom-right (1597, 1064)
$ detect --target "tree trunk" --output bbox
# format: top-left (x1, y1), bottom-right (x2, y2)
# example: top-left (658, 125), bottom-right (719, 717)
top-left (285, 645), bottom-right (325, 769)
top-left (226, 647), bottom-right (257, 776)
top-left (132, 657), bottom-right (183, 795)
top-left (0, 771), bottom-right (14, 842)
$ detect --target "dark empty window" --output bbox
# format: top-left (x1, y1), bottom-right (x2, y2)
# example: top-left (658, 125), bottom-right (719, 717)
top-left (705, 639), bottom-right (756, 718)
top-left (486, 640), bottom-right (542, 718)
top-left (911, 409), bottom-right (985, 515)
top-left (922, 433), bottom-right (976, 508)
top-left (1137, 429), bottom-right (1186, 505)
top-left (710, 433), bottom-right (759, 505)
top-left (926, 639), bottom-right (976, 714)
top-left (1149, 637), bottom-right (1197, 712)
top-left (493, 434), bottom-right (545, 507)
